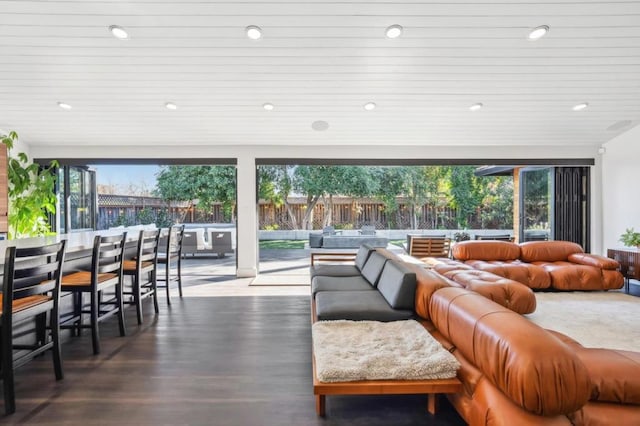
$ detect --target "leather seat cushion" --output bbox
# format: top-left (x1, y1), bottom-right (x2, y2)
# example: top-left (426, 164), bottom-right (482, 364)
top-left (464, 260), bottom-right (550, 289)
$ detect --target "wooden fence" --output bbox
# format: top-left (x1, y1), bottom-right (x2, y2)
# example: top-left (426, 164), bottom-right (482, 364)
top-left (96, 194), bottom-right (512, 230)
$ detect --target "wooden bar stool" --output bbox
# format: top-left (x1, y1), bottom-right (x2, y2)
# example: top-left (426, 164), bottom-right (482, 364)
top-left (60, 233), bottom-right (127, 355)
top-left (123, 229), bottom-right (160, 324)
top-left (1, 241), bottom-right (66, 415)
top-left (157, 225), bottom-right (185, 305)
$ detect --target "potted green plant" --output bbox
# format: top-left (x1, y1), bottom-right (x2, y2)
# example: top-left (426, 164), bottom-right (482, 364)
top-left (619, 228), bottom-right (640, 248)
top-left (1, 130), bottom-right (58, 239)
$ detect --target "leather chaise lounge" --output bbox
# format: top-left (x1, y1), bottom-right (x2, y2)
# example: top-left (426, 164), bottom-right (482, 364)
top-left (437, 240), bottom-right (624, 291)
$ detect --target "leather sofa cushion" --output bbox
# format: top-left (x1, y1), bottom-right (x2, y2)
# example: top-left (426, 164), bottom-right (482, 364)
top-left (311, 275), bottom-right (375, 296)
top-left (548, 330), bottom-right (640, 405)
top-left (432, 258), bottom-right (475, 275)
top-left (533, 261), bottom-right (610, 291)
top-left (409, 265), bottom-right (454, 321)
top-left (315, 290), bottom-right (414, 321)
top-left (464, 260), bottom-right (551, 289)
top-left (568, 253), bottom-right (620, 270)
top-left (376, 260), bottom-right (416, 310)
top-left (470, 377), bottom-right (574, 426)
top-left (568, 402), bottom-right (640, 426)
top-left (429, 287), bottom-right (591, 416)
top-left (360, 252), bottom-right (388, 286)
top-left (438, 269), bottom-right (536, 314)
top-left (519, 240), bottom-right (583, 262)
top-left (452, 240), bottom-right (520, 261)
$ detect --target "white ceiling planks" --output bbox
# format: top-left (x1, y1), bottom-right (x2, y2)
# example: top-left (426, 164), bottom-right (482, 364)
top-left (0, 0), bottom-right (639, 147)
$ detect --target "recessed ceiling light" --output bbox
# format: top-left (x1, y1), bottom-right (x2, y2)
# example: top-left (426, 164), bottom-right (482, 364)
top-left (385, 24), bottom-right (403, 39)
top-left (572, 102), bottom-right (589, 111)
top-left (469, 103), bottom-right (483, 111)
top-left (246, 25), bottom-right (262, 40)
top-left (109, 25), bottom-right (129, 40)
top-left (311, 120), bottom-right (330, 131)
top-left (363, 102), bottom-right (377, 111)
top-left (263, 103), bottom-right (274, 111)
top-left (57, 102), bottom-right (72, 110)
top-left (165, 102), bottom-right (177, 110)
top-left (528, 25), bottom-right (549, 40)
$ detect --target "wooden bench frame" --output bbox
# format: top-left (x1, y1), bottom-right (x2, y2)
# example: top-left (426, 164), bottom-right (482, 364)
top-left (310, 251), bottom-right (358, 266)
top-left (310, 301), bottom-right (462, 417)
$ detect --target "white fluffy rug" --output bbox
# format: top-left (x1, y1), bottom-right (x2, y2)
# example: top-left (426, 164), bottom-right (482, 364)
top-left (312, 320), bottom-right (460, 383)
top-left (526, 291), bottom-right (640, 352)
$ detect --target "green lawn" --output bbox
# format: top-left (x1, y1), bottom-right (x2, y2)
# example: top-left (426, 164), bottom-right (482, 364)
top-left (259, 239), bottom-right (306, 249)
top-left (390, 239), bottom-right (406, 249)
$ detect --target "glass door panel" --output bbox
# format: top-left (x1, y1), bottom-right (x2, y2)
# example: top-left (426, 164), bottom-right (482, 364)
top-left (519, 167), bottom-right (554, 242)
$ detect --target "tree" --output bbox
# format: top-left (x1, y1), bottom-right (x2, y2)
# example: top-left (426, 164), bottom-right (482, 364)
top-left (374, 166), bottom-right (442, 229)
top-left (258, 165), bottom-right (298, 229)
top-left (155, 165), bottom-right (237, 222)
top-left (446, 166), bottom-right (486, 229)
top-left (293, 165), bottom-right (378, 229)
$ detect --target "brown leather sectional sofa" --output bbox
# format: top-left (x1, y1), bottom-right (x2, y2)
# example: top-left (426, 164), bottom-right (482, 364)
top-left (438, 240), bottom-right (623, 291)
top-left (311, 244), bottom-right (638, 424)
top-left (408, 260), bottom-right (640, 425)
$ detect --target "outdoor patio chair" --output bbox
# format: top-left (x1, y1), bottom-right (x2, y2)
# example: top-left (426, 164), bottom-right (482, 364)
top-left (359, 225), bottom-right (376, 236)
top-left (407, 236), bottom-right (451, 258)
top-left (474, 234), bottom-right (515, 242)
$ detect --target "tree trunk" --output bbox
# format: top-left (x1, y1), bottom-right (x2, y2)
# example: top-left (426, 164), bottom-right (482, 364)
top-left (411, 203), bottom-right (417, 229)
top-left (301, 194), bottom-right (320, 230)
top-left (284, 199), bottom-right (299, 230)
top-left (323, 194), bottom-right (334, 227)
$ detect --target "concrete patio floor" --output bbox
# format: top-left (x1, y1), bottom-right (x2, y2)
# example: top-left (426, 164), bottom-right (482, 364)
top-left (175, 248), bottom-right (313, 297)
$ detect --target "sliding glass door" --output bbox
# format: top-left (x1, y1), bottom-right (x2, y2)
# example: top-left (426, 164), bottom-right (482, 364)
top-left (519, 167), bottom-right (554, 242)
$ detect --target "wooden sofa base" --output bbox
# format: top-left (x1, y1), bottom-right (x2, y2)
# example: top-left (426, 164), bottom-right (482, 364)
top-left (313, 361), bottom-right (462, 416)
top-left (310, 300), bottom-right (462, 417)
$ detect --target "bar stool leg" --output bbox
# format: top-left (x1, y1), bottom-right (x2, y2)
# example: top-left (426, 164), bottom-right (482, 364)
top-left (177, 256), bottom-right (183, 298)
top-left (134, 272), bottom-right (143, 325)
top-left (116, 282), bottom-right (126, 337)
top-left (90, 291), bottom-right (100, 355)
top-left (1, 323), bottom-right (16, 414)
top-left (73, 292), bottom-right (82, 337)
top-left (165, 259), bottom-right (172, 306)
top-left (151, 268), bottom-right (159, 314)
top-left (51, 303), bottom-right (64, 380)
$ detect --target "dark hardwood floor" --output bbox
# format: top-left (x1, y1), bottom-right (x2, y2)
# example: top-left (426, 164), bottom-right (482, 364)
top-left (4, 295), bottom-right (466, 425)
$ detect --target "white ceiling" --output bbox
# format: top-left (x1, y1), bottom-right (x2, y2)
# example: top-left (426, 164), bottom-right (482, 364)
top-left (1, 0), bottom-right (639, 148)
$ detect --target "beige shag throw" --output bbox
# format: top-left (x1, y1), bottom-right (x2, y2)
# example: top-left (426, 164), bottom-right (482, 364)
top-left (312, 320), bottom-right (460, 383)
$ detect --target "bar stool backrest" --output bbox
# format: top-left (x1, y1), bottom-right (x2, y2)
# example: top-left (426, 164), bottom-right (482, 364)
top-left (91, 233), bottom-right (127, 285)
top-left (165, 225), bottom-right (185, 258)
top-left (137, 229), bottom-right (160, 265)
top-left (2, 241), bottom-right (67, 317)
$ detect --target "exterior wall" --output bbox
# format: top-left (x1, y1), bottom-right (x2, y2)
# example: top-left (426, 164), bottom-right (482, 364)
top-left (602, 124), bottom-right (640, 253)
top-left (29, 143), bottom-right (602, 277)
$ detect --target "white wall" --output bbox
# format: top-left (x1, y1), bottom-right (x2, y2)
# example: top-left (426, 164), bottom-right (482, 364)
top-left (602, 125), bottom-right (640, 252)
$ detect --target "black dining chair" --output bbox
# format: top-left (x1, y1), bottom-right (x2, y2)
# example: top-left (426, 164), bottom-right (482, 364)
top-left (123, 229), bottom-right (160, 324)
top-left (1, 241), bottom-right (66, 415)
top-left (60, 233), bottom-right (127, 355)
